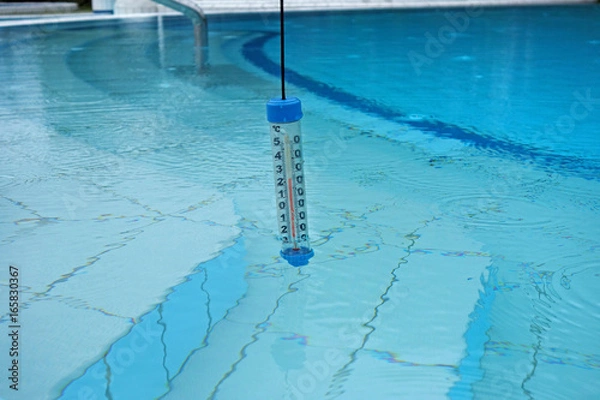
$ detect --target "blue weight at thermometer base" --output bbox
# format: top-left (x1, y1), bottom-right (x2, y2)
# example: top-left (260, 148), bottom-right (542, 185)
top-left (281, 247), bottom-right (314, 267)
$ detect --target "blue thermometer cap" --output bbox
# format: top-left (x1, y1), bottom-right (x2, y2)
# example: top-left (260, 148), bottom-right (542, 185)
top-left (267, 97), bottom-right (303, 123)
top-left (281, 247), bottom-right (314, 267)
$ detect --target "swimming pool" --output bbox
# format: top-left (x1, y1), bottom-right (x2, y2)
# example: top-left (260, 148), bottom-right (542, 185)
top-left (0, 5), bottom-right (599, 399)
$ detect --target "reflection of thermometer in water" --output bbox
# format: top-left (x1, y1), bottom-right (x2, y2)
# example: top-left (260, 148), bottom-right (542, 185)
top-left (267, 97), bottom-right (314, 266)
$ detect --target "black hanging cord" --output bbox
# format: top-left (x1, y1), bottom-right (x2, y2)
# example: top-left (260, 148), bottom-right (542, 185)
top-left (280, 0), bottom-right (286, 100)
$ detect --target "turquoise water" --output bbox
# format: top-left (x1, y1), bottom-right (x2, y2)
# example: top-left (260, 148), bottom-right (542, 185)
top-left (272, 7), bottom-right (600, 171)
top-left (0, 6), bottom-right (599, 400)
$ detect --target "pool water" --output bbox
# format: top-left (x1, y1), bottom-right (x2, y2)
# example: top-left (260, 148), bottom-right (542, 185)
top-left (0, 6), bottom-right (599, 400)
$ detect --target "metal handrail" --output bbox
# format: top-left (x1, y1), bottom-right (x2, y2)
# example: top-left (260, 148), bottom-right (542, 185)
top-left (152, 0), bottom-right (208, 68)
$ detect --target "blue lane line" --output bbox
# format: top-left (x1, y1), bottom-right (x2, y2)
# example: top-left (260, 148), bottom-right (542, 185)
top-left (241, 32), bottom-right (599, 181)
top-left (58, 238), bottom-right (248, 400)
top-left (447, 265), bottom-right (498, 400)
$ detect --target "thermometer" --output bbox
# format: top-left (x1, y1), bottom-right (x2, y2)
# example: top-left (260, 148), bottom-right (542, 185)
top-left (267, 97), bottom-right (314, 266)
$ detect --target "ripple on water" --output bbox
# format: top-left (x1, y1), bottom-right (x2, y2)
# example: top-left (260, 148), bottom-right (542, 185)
top-left (551, 259), bottom-right (600, 314)
top-left (481, 258), bottom-right (600, 399)
top-left (345, 150), bottom-right (477, 197)
top-left (325, 355), bottom-right (457, 399)
top-left (439, 194), bottom-right (555, 230)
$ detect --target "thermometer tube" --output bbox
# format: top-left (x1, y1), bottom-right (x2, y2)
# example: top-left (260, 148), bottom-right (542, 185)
top-left (267, 97), bottom-right (314, 267)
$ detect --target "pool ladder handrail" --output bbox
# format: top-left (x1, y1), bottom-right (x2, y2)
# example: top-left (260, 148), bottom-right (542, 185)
top-left (152, 0), bottom-right (208, 68)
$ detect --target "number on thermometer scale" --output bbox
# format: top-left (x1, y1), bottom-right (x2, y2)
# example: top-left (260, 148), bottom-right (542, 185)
top-left (271, 124), bottom-right (309, 248)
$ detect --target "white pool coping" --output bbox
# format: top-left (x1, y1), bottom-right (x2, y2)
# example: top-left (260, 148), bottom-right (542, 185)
top-left (195, 0), bottom-right (596, 14)
top-left (0, 2), bottom-right (77, 15)
top-left (0, 0), bottom-right (596, 28)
